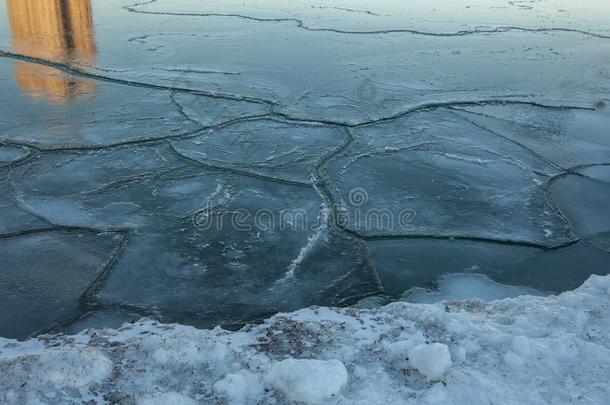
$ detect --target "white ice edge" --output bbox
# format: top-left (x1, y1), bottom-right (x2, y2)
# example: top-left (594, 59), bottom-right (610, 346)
top-left (1, 274), bottom-right (610, 404)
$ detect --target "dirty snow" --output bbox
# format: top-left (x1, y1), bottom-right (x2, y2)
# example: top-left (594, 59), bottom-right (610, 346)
top-left (1, 275), bottom-right (610, 404)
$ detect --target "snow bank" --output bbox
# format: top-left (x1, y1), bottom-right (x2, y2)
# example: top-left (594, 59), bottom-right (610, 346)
top-left (2, 275), bottom-right (610, 404)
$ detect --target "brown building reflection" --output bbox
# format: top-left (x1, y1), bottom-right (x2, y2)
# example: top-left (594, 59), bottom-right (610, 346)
top-left (7, 0), bottom-right (97, 103)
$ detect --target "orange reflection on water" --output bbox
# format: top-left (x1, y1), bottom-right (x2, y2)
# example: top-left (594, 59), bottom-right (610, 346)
top-left (7, 0), bottom-right (97, 103)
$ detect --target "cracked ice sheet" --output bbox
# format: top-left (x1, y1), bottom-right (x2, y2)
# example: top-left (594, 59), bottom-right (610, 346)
top-left (121, 0), bottom-right (610, 34)
top-left (0, 230), bottom-right (123, 340)
top-left (3, 1), bottom-right (609, 125)
top-left (170, 118), bottom-right (346, 183)
top-left (56, 228), bottom-right (380, 333)
top-left (91, 24), bottom-right (610, 124)
top-left (0, 59), bottom-right (267, 149)
top-left (11, 147), bottom-right (380, 327)
top-left (325, 109), bottom-right (570, 246)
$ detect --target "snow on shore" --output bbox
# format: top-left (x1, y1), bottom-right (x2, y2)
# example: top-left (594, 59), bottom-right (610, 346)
top-left (2, 275), bottom-right (610, 404)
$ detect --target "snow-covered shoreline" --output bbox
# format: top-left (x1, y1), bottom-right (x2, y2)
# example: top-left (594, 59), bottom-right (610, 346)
top-left (2, 275), bottom-right (610, 404)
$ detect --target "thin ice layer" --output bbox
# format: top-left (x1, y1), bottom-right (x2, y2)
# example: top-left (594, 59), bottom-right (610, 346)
top-left (0, 230), bottom-right (122, 340)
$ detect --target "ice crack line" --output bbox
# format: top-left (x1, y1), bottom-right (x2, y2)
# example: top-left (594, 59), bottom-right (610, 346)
top-left (169, 91), bottom-right (273, 128)
top-left (0, 50), bottom-right (597, 133)
top-left (164, 141), bottom-right (312, 187)
top-left (271, 99), bottom-right (596, 128)
top-left (351, 232), bottom-right (579, 251)
top-left (0, 145), bottom-right (37, 172)
top-left (0, 50), bottom-right (276, 106)
top-left (447, 107), bottom-right (565, 172)
top-left (124, 0), bottom-right (610, 39)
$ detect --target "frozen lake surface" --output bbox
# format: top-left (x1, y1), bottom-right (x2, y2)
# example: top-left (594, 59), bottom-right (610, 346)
top-left (1, 0), bottom-right (610, 344)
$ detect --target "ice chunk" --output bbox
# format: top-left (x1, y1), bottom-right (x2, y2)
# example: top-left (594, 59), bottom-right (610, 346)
top-left (404, 273), bottom-right (541, 303)
top-left (213, 370), bottom-right (264, 405)
top-left (550, 170), bottom-right (610, 251)
top-left (407, 343), bottom-right (452, 380)
top-left (328, 137), bottom-right (569, 246)
top-left (90, 181), bottom-right (378, 326)
top-left (0, 230), bottom-right (123, 339)
top-left (264, 359), bottom-right (348, 403)
top-left (454, 104), bottom-right (610, 168)
top-left (346, 108), bottom-right (561, 176)
top-left (170, 119), bottom-right (345, 183)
